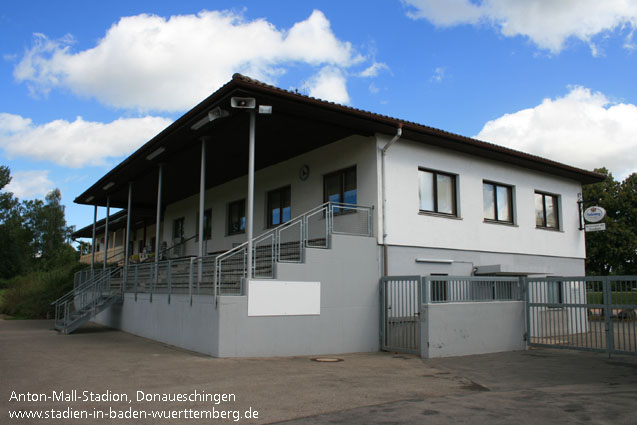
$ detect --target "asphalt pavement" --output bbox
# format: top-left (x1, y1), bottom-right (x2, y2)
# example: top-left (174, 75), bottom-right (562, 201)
top-left (1, 319), bottom-right (636, 424)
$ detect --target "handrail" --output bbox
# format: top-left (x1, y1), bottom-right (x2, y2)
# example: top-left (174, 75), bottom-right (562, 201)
top-left (54, 268), bottom-right (117, 305)
top-left (213, 201), bottom-right (373, 295)
top-left (215, 201), bottom-right (334, 264)
top-left (159, 234), bottom-right (198, 258)
top-left (54, 266), bottom-right (123, 332)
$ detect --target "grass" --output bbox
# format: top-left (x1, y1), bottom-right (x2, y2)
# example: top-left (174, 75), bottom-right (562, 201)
top-left (0, 263), bottom-right (84, 319)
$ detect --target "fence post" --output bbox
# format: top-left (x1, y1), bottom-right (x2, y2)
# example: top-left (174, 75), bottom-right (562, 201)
top-left (214, 258), bottom-right (218, 298)
top-left (134, 264), bottom-right (138, 301)
top-left (523, 277), bottom-right (530, 346)
top-left (379, 277), bottom-right (386, 350)
top-left (423, 276), bottom-right (431, 304)
top-left (189, 258), bottom-right (194, 306)
top-left (167, 259), bottom-right (172, 304)
top-left (603, 276), bottom-right (614, 357)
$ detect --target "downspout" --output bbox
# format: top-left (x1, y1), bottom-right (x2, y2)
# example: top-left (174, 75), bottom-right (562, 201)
top-left (380, 124), bottom-right (402, 276)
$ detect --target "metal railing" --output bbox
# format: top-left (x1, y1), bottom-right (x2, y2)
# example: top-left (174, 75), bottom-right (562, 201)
top-left (69, 202), bottom-right (371, 304)
top-left (53, 267), bottom-right (122, 332)
top-left (527, 276), bottom-right (637, 356)
top-left (214, 202), bottom-right (373, 295)
top-left (421, 276), bottom-right (524, 304)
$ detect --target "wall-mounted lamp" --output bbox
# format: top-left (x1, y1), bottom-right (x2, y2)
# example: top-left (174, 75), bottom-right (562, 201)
top-left (191, 107), bottom-right (230, 130)
top-left (146, 147), bottom-right (166, 161)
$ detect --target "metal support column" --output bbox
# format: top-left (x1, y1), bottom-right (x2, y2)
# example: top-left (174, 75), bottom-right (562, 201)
top-left (154, 165), bottom-right (163, 285)
top-left (103, 197), bottom-right (110, 271)
top-left (246, 110), bottom-right (255, 280)
top-left (198, 137), bottom-right (208, 284)
top-left (91, 205), bottom-right (97, 270)
top-left (124, 182), bottom-right (133, 292)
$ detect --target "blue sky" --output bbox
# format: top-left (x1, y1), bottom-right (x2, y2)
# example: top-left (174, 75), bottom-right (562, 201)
top-left (1, 0), bottom-right (636, 232)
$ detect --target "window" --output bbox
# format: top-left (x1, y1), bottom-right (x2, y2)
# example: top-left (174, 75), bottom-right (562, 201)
top-left (227, 200), bottom-right (246, 235)
top-left (430, 274), bottom-right (448, 302)
top-left (324, 167), bottom-right (357, 209)
top-left (483, 181), bottom-right (513, 223)
top-left (267, 186), bottom-right (291, 228)
top-left (547, 281), bottom-right (563, 304)
top-left (195, 208), bottom-right (212, 241)
top-left (535, 192), bottom-right (559, 230)
top-left (418, 169), bottom-right (457, 216)
top-left (172, 217), bottom-right (185, 241)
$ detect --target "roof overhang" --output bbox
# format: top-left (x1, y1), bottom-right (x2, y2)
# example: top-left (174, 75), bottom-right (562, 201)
top-left (72, 208), bottom-right (156, 239)
top-left (74, 74), bottom-right (605, 211)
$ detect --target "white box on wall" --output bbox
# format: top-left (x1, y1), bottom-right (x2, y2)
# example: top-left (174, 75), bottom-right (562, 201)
top-left (248, 280), bottom-right (321, 316)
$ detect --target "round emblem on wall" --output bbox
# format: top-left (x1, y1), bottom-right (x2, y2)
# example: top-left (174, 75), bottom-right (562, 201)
top-left (299, 165), bottom-right (310, 181)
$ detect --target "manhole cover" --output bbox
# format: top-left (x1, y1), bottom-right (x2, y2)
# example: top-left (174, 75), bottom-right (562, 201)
top-left (311, 357), bottom-right (343, 363)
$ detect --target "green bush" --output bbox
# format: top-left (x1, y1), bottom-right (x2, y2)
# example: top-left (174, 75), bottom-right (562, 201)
top-left (0, 263), bottom-right (85, 319)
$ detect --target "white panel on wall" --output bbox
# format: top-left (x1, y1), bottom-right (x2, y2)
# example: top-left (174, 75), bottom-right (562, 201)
top-left (248, 280), bottom-right (321, 316)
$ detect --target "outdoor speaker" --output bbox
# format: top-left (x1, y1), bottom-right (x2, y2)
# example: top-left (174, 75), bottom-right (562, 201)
top-left (230, 97), bottom-right (256, 109)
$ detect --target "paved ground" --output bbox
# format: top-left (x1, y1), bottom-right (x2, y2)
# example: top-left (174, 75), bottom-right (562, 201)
top-left (1, 319), bottom-right (636, 424)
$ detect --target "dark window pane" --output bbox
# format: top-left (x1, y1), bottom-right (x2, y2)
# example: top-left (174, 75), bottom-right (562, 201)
top-left (282, 206), bottom-right (291, 223)
top-left (344, 189), bottom-right (357, 205)
top-left (535, 193), bottom-right (545, 226)
top-left (324, 167), bottom-right (356, 214)
top-left (324, 173), bottom-right (341, 203)
top-left (228, 200), bottom-right (245, 234)
top-left (344, 169), bottom-right (356, 204)
top-left (267, 187), bottom-right (291, 227)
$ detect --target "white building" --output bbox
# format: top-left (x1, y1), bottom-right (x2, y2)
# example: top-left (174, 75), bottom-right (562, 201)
top-left (66, 74), bottom-right (603, 358)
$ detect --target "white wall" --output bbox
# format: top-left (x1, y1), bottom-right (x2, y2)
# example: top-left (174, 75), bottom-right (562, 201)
top-left (162, 135), bottom-right (378, 256)
top-left (380, 137), bottom-right (585, 259)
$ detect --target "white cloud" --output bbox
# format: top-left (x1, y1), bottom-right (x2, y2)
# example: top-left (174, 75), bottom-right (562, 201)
top-left (403, 0), bottom-right (637, 53)
top-left (307, 67), bottom-right (350, 104)
top-left (430, 66), bottom-right (445, 83)
top-left (5, 170), bottom-right (54, 199)
top-left (359, 62), bottom-right (389, 78)
top-left (0, 113), bottom-right (172, 167)
top-left (14, 10), bottom-right (361, 112)
top-left (475, 86), bottom-right (637, 179)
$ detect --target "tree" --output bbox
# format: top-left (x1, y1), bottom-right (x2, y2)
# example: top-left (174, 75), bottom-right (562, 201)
top-left (0, 166), bottom-right (32, 278)
top-left (584, 168), bottom-right (637, 275)
top-left (23, 188), bottom-right (75, 269)
top-left (0, 166), bottom-right (77, 278)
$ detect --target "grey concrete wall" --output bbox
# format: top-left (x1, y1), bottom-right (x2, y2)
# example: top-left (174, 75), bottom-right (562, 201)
top-left (387, 245), bottom-right (585, 277)
top-left (420, 301), bottom-right (526, 358)
top-left (216, 234), bottom-right (381, 357)
top-left (93, 293), bottom-right (220, 356)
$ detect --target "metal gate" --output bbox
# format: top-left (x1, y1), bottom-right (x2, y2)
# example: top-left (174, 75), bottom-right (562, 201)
top-left (380, 276), bottom-right (420, 354)
top-left (527, 276), bottom-right (637, 356)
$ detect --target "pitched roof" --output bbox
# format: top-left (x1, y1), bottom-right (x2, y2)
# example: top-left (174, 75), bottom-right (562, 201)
top-left (74, 74), bottom-right (604, 209)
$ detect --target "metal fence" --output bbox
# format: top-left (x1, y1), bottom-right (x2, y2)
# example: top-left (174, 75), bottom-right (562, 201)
top-left (380, 275), bottom-right (524, 354)
top-left (381, 276), bottom-right (421, 354)
top-left (527, 276), bottom-right (637, 356)
top-left (422, 276), bottom-right (523, 303)
top-left (54, 267), bottom-right (122, 332)
top-left (121, 256), bottom-right (221, 304)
